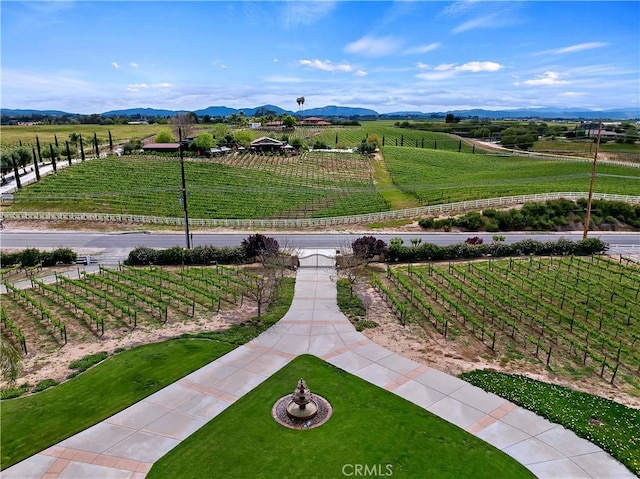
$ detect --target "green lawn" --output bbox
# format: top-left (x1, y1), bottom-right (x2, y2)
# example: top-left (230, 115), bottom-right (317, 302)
top-left (148, 355), bottom-right (534, 479)
top-left (0, 339), bottom-right (235, 469)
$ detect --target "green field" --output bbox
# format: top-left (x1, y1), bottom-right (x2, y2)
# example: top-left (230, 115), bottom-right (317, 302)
top-left (148, 355), bottom-right (534, 479)
top-left (383, 146), bottom-right (640, 205)
top-left (0, 124), bottom-right (166, 149)
top-left (5, 151), bottom-right (389, 219)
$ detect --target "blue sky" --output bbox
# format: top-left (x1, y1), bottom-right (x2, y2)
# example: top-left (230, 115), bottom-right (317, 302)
top-left (2, 1), bottom-right (639, 114)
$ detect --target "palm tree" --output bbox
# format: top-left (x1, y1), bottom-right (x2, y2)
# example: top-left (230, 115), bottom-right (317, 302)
top-left (1, 336), bottom-right (23, 385)
top-left (296, 96), bottom-right (305, 117)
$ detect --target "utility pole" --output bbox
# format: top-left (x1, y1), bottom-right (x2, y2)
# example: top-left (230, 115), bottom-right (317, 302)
top-left (583, 119), bottom-right (602, 240)
top-left (179, 128), bottom-right (191, 249)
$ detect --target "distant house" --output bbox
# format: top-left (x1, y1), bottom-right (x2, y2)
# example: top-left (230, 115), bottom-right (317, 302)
top-left (300, 117), bottom-right (332, 126)
top-left (250, 136), bottom-right (284, 153)
top-left (142, 142), bottom-right (181, 153)
top-left (249, 122), bottom-right (262, 129)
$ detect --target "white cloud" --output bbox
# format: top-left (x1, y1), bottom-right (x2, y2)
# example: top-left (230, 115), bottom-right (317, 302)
top-left (282, 1), bottom-right (337, 28)
top-left (344, 35), bottom-right (402, 57)
top-left (416, 61), bottom-right (503, 81)
top-left (453, 13), bottom-right (499, 34)
top-left (300, 59), bottom-right (354, 73)
top-left (264, 75), bottom-right (304, 83)
top-left (458, 61), bottom-right (502, 72)
top-left (521, 71), bottom-right (569, 86)
top-left (111, 62), bottom-right (119, 69)
top-left (441, 0), bottom-right (481, 16)
top-left (355, 70), bottom-right (367, 77)
top-left (404, 42), bottom-right (441, 55)
top-left (127, 82), bottom-right (172, 92)
top-left (127, 83), bottom-right (148, 92)
top-left (130, 62), bottom-right (138, 68)
top-left (541, 42), bottom-right (609, 55)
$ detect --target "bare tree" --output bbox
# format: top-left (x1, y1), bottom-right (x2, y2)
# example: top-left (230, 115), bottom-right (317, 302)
top-left (241, 269), bottom-right (280, 321)
top-left (170, 112), bottom-right (197, 139)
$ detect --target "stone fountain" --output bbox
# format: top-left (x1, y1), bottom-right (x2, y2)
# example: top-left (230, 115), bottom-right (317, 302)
top-left (286, 379), bottom-right (318, 420)
top-left (272, 378), bottom-right (332, 429)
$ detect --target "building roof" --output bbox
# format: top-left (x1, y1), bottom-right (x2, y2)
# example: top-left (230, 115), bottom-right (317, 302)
top-left (250, 137), bottom-right (284, 147)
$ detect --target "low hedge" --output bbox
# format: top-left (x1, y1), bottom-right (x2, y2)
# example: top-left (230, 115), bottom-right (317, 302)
top-left (386, 238), bottom-right (608, 263)
top-left (125, 245), bottom-right (246, 266)
top-left (0, 248), bottom-right (76, 267)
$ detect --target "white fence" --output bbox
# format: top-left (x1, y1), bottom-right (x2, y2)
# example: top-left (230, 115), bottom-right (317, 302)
top-left (2, 192), bottom-right (639, 228)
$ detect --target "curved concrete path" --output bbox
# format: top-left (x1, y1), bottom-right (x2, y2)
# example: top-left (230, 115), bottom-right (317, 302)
top-left (4, 268), bottom-right (633, 479)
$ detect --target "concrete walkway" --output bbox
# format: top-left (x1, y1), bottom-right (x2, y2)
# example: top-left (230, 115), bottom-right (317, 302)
top-left (3, 268), bottom-right (633, 479)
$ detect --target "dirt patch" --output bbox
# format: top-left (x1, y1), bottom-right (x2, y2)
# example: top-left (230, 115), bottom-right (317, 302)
top-left (355, 280), bottom-right (640, 409)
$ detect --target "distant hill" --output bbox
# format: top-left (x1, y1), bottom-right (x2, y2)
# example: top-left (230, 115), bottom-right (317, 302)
top-left (384, 108), bottom-right (640, 120)
top-left (303, 105), bottom-right (378, 117)
top-left (102, 107), bottom-right (187, 117)
top-left (1, 108), bottom-right (71, 116)
top-left (238, 104), bottom-right (294, 116)
top-left (2, 105), bottom-right (638, 121)
top-left (194, 106), bottom-right (239, 117)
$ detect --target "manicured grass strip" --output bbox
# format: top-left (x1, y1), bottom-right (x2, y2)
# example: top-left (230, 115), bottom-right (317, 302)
top-left (149, 355), bottom-right (534, 479)
top-left (460, 370), bottom-right (639, 476)
top-left (0, 339), bottom-right (235, 470)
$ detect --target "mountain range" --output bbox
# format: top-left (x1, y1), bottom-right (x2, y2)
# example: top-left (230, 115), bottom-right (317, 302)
top-left (1, 105), bottom-right (638, 120)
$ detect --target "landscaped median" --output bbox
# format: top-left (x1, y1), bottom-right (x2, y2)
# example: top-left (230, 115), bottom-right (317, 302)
top-left (147, 355), bottom-right (535, 479)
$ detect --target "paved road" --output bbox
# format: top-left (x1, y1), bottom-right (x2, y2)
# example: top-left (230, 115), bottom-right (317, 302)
top-left (2, 231), bottom-right (638, 250)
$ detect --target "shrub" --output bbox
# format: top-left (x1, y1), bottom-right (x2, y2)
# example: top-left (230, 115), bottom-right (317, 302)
top-left (241, 234), bottom-right (279, 261)
top-left (159, 246), bottom-right (185, 265)
top-left (18, 248), bottom-right (41, 267)
top-left (352, 236), bottom-right (387, 260)
top-left (454, 212), bottom-right (485, 231)
top-left (32, 379), bottom-right (59, 393)
top-left (69, 351), bottom-right (109, 373)
top-left (125, 246), bottom-right (160, 265)
top-left (465, 236), bottom-right (484, 245)
top-left (417, 217), bottom-right (435, 229)
top-left (1, 383), bottom-right (30, 400)
top-left (50, 248), bottom-right (77, 265)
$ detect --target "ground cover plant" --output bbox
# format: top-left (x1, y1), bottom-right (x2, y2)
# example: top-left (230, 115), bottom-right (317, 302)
top-left (6, 151), bottom-right (388, 219)
top-left (0, 339), bottom-right (235, 469)
top-left (0, 264), bottom-right (277, 361)
top-left (148, 354), bottom-right (534, 479)
top-left (383, 146), bottom-right (640, 206)
top-left (461, 370), bottom-right (640, 475)
top-left (372, 256), bottom-right (640, 395)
